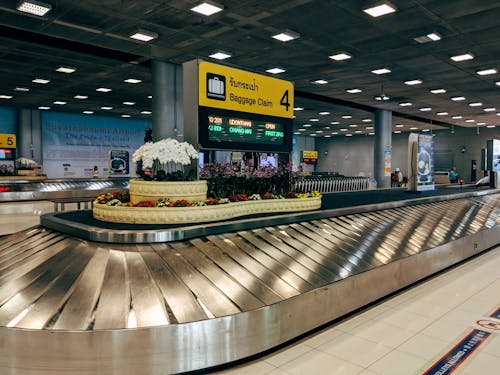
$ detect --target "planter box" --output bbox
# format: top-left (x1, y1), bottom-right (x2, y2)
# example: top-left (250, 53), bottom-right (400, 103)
top-left (129, 179), bottom-right (208, 204)
top-left (93, 197), bottom-right (322, 224)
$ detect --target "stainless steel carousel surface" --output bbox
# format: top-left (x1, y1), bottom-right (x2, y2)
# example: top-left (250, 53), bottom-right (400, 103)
top-left (1, 192), bottom-right (499, 374)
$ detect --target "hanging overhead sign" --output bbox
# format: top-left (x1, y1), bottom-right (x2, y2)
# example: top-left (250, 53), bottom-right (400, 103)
top-left (198, 61), bottom-right (294, 119)
top-left (0, 134), bottom-right (16, 148)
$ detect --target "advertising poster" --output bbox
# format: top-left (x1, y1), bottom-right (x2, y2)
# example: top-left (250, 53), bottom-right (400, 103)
top-left (42, 112), bottom-right (149, 178)
top-left (417, 134), bottom-right (435, 191)
top-left (384, 150), bottom-right (392, 176)
top-left (486, 139), bottom-right (500, 171)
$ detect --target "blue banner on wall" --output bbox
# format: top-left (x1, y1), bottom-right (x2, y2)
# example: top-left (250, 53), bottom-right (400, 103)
top-left (42, 111), bottom-right (150, 178)
top-left (0, 106), bottom-right (17, 134)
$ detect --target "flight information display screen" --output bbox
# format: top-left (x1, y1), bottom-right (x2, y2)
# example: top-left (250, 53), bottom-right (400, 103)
top-left (199, 107), bottom-right (292, 152)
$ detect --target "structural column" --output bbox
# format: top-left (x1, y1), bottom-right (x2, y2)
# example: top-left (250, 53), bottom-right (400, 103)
top-left (17, 109), bottom-right (42, 162)
top-left (152, 60), bottom-right (183, 141)
top-left (373, 108), bottom-right (392, 188)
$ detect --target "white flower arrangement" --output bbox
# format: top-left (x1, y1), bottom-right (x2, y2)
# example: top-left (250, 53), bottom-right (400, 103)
top-left (132, 138), bottom-right (199, 170)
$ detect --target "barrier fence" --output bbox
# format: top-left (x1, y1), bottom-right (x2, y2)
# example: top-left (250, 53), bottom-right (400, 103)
top-left (294, 175), bottom-right (371, 193)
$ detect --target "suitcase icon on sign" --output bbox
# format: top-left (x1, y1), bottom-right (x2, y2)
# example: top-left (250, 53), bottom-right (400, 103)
top-left (206, 73), bottom-right (226, 101)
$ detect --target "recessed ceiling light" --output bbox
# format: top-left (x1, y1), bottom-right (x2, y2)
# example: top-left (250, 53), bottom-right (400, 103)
top-left (148, 95), bottom-right (152, 99)
top-left (419, 107), bottom-right (432, 111)
top-left (329, 52), bottom-right (352, 61)
top-left (496, 82), bottom-right (500, 86)
top-left (14, 87), bottom-right (30, 92)
top-left (272, 30), bottom-right (300, 42)
top-left (497, 113), bottom-right (500, 116)
top-left (399, 102), bottom-right (413, 107)
top-left (130, 29), bottom-right (159, 42)
top-left (366, 126), bottom-right (374, 130)
top-left (101, 106), bottom-right (113, 110)
top-left (450, 53), bottom-right (474, 62)
top-left (362, 118), bottom-right (372, 122)
top-left (324, 135), bottom-right (331, 138)
top-left (355, 130), bottom-right (363, 134)
top-left (484, 107), bottom-right (496, 112)
top-left (346, 88), bottom-right (362, 93)
top-left (53, 101), bottom-right (66, 105)
top-left (315, 130), bottom-right (324, 133)
top-left (469, 102), bottom-right (482, 107)
top-left (56, 66), bottom-right (76, 74)
top-left (363, 2), bottom-right (396, 17)
top-left (437, 112), bottom-right (448, 116)
top-left (368, 132), bottom-right (375, 135)
top-left (465, 119), bottom-right (475, 123)
top-left (331, 121), bottom-right (340, 125)
top-left (266, 67), bottom-right (286, 74)
top-left (349, 124), bottom-right (358, 128)
top-left (121, 114), bottom-right (131, 118)
top-left (410, 127), bottom-right (418, 130)
top-left (324, 126), bottom-right (331, 130)
top-left (451, 96), bottom-right (466, 101)
top-left (74, 95), bottom-right (88, 100)
top-left (372, 68), bottom-right (391, 75)
top-left (209, 51), bottom-right (232, 60)
top-left (405, 79), bottom-right (422, 85)
top-left (309, 118), bottom-right (319, 122)
top-left (96, 87), bottom-right (112, 92)
top-left (395, 124), bottom-right (404, 128)
top-left (414, 32), bottom-right (441, 43)
top-left (303, 124), bottom-right (312, 127)
top-left (298, 129), bottom-right (306, 132)
top-left (294, 107), bottom-right (304, 111)
top-left (32, 78), bottom-right (50, 84)
top-left (293, 132), bottom-right (301, 135)
top-left (477, 69), bottom-right (497, 76)
top-left (375, 94), bottom-right (390, 101)
top-left (319, 111), bottom-right (330, 115)
top-left (486, 125), bottom-right (496, 128)
top-left (346, 134), bottom-right (353, 137)
top-left (340, 128), bottom-right (348, 132)
top-left (310, 134), bottom-right (317, 137)
top-left (0, 95), bottom-right (13, 99)
top-left (190, 1), bottom-right (223, 16)
top-left (430, 88), bottom-right (446, 94)
top-left (140, 110), bottom-right (152, 115)
top-left (17, 0), bottom-right (52, 16)
top-left (394, 130), bottom-right (402, 134)
top-left (477, 122), bottom-right (486, 125)
top-left (342, 115), bottom-right (352, 119)
top-left (38, 106), bottom-right (50, 110)
top-left (452, 115), bottom-right (463, 119)
top-left (123, 101), bottom-right (136, 106)
top-left (331, 132), bottom-right (338, 135)
top-left (313, 79), bottom-right (328, 84)
top-left (124, 78), bottom-right (142, 84)
top-left (83, 111), bottom-right (94, 114)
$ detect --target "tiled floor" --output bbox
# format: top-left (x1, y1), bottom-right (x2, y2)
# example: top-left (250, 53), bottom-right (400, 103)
top-left (211, 245), bottom-right (500, 375)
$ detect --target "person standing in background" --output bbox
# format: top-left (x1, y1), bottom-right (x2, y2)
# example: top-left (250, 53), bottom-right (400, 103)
top-left (449, 167), bottom-right (458, 183)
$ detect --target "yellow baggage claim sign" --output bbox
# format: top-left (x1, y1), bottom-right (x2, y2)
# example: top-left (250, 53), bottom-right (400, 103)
top-left (198, 61), bottom-right (294, 119)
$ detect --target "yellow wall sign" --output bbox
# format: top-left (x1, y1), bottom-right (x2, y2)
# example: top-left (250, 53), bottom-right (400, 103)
top-left (0, 134), bottom-right (16, 148)
top-left (198, 61), bottom-right (294, 119)
top-left (302, 150), bottom-right (318, 159)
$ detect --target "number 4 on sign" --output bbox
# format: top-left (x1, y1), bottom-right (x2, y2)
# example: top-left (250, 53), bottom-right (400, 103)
top-left (280, 90), bottom-right (290, 111)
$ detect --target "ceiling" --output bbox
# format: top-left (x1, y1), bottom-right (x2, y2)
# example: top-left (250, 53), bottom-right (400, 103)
top-left (0, 0), bottom-right (499, 138)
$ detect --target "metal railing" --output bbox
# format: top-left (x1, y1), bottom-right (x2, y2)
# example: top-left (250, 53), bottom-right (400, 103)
top-left (294, 175), bottom-right (371, 193)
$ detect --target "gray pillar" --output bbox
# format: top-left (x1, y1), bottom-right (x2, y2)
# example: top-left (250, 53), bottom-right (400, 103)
top-left (152, 60), bottom-right (183, 141)
top-left (17, 109), bottom-right (42, 163)
top-left (374, 108), bottom-right (392, 188)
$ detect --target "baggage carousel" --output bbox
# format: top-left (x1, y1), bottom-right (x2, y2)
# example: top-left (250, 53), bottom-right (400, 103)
top-left (1, 187), bottom-right (499, 374)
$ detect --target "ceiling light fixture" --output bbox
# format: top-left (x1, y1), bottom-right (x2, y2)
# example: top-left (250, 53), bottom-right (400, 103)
top-left (130, 29), bottom-right (159, 42)
top-left (362, 119), bottom-right (372, 122)
top-left (0, 95), bottom-right (13, 99)
top-left (450, 53), bottom-right (474, 62)
top-left (371, 68), bottom-right (391, 75)
top-left (319, 111), bottom-right (330, 115)
top-left (17, 0), bottom-right (52, 16)
top-left (477, 68), bottom-right (497, 76)
top-left (56, 66), bottom-right (76, 74)
top-left (414, 32), bottom-right (441, 43)
top-left (484, 107), bottom-right (496, 112)
top-left (363, 2), bottom-right (396, 17)
top-left (395, 124), bottom-right (404, 128)
top-left (477, 122), bottom-right (485, 126)
top-left (451, 96), bottom-right (466, 101)
top-left (346, 88), bottom-right (362, 93)
top-left (430, 88), bottom-right (446, 94)
top-left (96, 87), bottom-right (112, 92)
top-left (121, 114), bottom-right (131, 118)
top-left (190, 1), bottom-right (223, 16)
top-left (468, 102), bottom-right (482, 107)
top-left (294, 107), bottom-right (304, 111)
top-left (32, 78), bottom-right (50, 84)
top-left (14, 87), bottom-right (30, 92)
top-left (312, 79), bottom-right (328, 84)
top-left (486, 125), bottom-right (496, 128)
top-left (399, 102), bottom-right (413, 107)
top-left (123, 101), bottom-right (136, 106)
top-left (309, 118), bottom-right (319, 122)
top-left (465, 119), bottom-right (475, 123)
top-left (83, 111), bottom-right (94, 114)
top-left (349, 124), bottom-right (358, 128)
top-left (375, 85), bottom-right (389, 101)
top-left (331, 121), bottom-right (340, 125)
top-left (38, 106), bottom-right (50, 110)
top-left (272, 30), bottom-right (300, 42)
top-left (366, 126), bottom-right (374, 130)
top-left (53, 101), bottom-right (66, 105)
top-left (452, 115), bottom-right (463, 119)
top-left (329, 52), bottom-right (352, 61)
top-left (141, 110), bottom-right (152, 115)
top-left (342, 115), bottom-right (352, 119)
top-left (340, 128), bottom-right (348, 132)
top-left (100, 106), bottom-right (113, 110)
top-left (124, 78), bottom-right (142, 84)
top-left (394, 130), bottom-right (402, 134)
top-left (419, 107), bottom-right (432, 111)
top-left (209, 51), bottom-right (232, 60)
top-left (436, 112), bottom-right (448, 115)
top-left (266, 67), bottom-right (285, 74)
top-left (346, 134), bottom-right (353, 137)
top-left (404, 79), bottom-right (422, 85)
top-left (74, 95), bottom-right (88, 100)
top-left (496, 82), bottom-right (500, 86)
top-left (410, 127), bottom-right (418, 130)
top-left (303, 124), bottom-right (312, 127)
